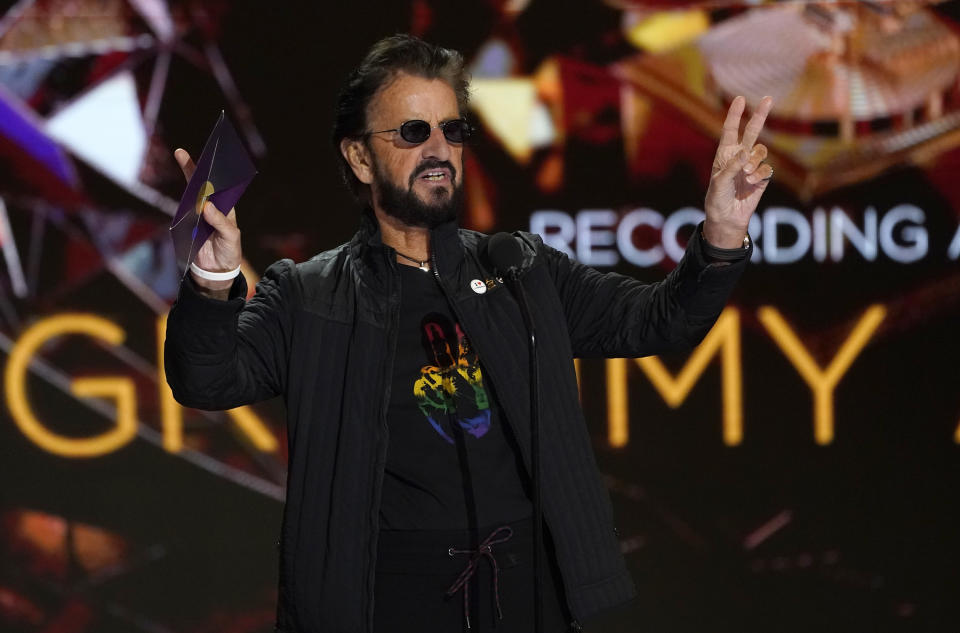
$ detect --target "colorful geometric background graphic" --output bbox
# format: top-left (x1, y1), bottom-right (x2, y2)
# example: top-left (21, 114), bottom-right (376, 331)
top-left (2, 1), bottom-right (960, 631)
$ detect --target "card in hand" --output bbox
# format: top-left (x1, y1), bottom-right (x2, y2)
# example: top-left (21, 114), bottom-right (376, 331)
top-left (169, 111), bottom-right (256, 278)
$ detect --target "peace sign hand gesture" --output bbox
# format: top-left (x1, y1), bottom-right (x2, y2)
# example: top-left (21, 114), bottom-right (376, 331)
top-left (702, 95), bottom-right (774, 249)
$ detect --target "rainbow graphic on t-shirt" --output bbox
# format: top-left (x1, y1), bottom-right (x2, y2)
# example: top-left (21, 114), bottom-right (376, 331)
top-left (413, 318), bottom-right (491, 444)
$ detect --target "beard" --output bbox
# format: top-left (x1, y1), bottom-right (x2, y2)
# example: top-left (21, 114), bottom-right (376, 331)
top-left (373, 158), bottom-right (463, 229)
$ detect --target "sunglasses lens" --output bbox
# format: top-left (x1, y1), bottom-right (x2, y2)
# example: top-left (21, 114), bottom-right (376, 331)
top-left (442, 119), bottom-right (470, 143)
top-left (399, 120), bottom-right (432, 144)
top-left (395, 119), bottom-right (471, 144)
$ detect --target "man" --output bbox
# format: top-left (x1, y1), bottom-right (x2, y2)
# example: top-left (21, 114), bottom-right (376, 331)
top-left (165, 34), bottom-right (772, 633)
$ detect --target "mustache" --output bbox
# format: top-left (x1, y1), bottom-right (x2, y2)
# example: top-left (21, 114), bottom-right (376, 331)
top-left (409, 160), bottom-right (457, 187)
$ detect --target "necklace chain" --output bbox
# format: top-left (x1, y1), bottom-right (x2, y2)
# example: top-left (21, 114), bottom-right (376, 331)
top-left (395, 249), bottom-right (430, 271)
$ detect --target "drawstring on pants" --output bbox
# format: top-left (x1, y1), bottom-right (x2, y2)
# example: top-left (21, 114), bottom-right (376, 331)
top-left (445, 526), bottom-right (514, 629)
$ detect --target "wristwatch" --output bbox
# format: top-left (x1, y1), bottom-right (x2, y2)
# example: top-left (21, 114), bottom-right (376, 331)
top-left (701, 227), bottom-right (751, 262)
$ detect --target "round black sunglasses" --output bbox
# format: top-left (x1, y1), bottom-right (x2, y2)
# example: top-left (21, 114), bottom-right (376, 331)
top-left (365, 119), bottom-right (473, 144)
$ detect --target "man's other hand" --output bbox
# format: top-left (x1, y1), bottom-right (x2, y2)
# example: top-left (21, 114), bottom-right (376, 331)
top-left (703, 95), bottom-right (774, 249)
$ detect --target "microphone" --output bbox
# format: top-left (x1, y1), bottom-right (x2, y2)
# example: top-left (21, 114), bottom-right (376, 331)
top-left (484, 231), bottom-right (543, 633)
top-left (485, 232), bottom-right (524, 280)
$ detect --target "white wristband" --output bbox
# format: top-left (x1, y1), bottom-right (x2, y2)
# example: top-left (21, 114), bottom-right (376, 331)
top-left (190, 262), bottom-right (242, 281)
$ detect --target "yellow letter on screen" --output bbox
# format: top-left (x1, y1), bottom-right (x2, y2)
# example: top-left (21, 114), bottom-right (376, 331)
top-left (605, 357), bottom-right (629, 448)
top-left (5, 314), bottom-right (137, 457)
top-left (758, 305), bottom-right (885, 445)
top-left (156, 314), bottom-right (278, 453)
top-left (606, 307), bottom-right (743, 447)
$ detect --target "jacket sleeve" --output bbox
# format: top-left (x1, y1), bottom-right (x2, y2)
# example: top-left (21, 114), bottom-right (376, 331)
top-left (537, 225), bottom-right (750, 358)
top-left (164, 259), bottom-right (298, 410)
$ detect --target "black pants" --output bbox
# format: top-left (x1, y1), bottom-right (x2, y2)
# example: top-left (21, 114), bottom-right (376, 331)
top-left (373, 517), bottom-right (574, 632)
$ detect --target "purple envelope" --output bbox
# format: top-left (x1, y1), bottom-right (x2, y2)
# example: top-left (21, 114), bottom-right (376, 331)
top-left (170, 111), bottom-right (256, 277)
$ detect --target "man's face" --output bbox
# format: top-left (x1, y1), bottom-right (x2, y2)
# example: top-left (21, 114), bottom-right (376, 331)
top-left (364, 73), bottom-right (464, 228)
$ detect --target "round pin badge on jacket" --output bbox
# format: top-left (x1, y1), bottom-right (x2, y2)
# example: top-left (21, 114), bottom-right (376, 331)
top-left (470, 279), bottom-right (486, 294)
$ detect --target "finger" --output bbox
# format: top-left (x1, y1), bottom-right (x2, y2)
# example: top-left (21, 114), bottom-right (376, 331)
top-left (202, 201), bottom-right (238, 235)
top-left (740, 96), bottom-right (773, 149)
top-left (174, 148), bottom-right (196, 181)
top-left (719, 148), bottom-right (750, 180)
top-left (718, 96), bottom-right (746, 149)
top-left (745, 163), bottom-right (774, 185)
top-left (742, 144), bottom-right (768, 175)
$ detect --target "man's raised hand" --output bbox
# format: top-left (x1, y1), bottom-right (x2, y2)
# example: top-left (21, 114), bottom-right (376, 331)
top-left (703, 95), bottom-right (774, 249)
top-left (173, 148), bottom-right (243, 295)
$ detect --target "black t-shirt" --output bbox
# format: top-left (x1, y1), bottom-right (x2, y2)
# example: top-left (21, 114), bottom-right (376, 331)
top-left (379, 263), bottom-right (532, 530)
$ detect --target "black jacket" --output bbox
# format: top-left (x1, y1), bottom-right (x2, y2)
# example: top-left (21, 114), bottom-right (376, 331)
top-left (164, 211), bottom-right (750, 632)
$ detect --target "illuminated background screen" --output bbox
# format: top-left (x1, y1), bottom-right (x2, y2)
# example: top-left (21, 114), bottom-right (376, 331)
top-left (2, 1), bottom-right (960, 631)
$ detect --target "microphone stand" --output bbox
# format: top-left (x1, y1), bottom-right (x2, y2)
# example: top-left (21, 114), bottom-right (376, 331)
top-left (504, 268), bottom-right (543, 633)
